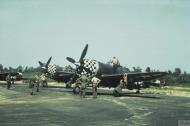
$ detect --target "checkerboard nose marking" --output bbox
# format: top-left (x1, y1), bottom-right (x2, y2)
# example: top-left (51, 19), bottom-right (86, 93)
top-left (77, 59), bottom-right (98, 78)
top-left (47, 65), bottom-right (56, 77)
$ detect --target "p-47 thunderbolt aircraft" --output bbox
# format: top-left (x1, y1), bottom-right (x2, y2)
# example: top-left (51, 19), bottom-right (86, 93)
top-left (66, 44), bottom-right (167, 96)
top-left (0, 72), bottom-right (23, 81)
top-left (38, 57), bottom-right (75, 85)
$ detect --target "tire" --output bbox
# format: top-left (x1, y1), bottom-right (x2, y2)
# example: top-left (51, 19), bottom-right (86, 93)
top-left (73, 86), bottom-right (80, 94)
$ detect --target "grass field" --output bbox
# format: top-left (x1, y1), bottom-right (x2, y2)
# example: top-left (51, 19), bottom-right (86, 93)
top-left (143, 83), bottom-right (190, 97)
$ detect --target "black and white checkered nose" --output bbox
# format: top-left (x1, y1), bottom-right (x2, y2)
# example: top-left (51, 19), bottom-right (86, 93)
top-left (47, 65), bottom-right (56, 77)
top-left (77, 59), bottom-right (99, 78)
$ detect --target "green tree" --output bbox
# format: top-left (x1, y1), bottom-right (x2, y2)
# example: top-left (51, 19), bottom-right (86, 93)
top-left (182, 71), bottom-right (187, 83)
top-left (132, 66), bottom-right (142, 72)
top-left (0, 64), bottom-right (3, 72)
top-left (174, 68), bottom-right (182, 83)
top-left (24, 66), bottom-right (28, 72)
top-left (123, 66), bottom-right (130, 72)
top-left (17, 65), bottom-right (23, 72)
top-left (145, 67), bottom-right (151, 72)
top-left (4, 67), bottom-right (8, 72)
top-left (9, 67), bottom-right (13, 72)
top-left (168, 70), bottom-right (172, 74)
top-left (174, 68), bottom-right (181, 76)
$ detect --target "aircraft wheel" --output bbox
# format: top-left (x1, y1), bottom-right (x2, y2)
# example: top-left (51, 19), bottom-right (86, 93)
top-left (113, 89), bottom-right (120, 97)
top-left (73, 86), bottom-right (80, 94)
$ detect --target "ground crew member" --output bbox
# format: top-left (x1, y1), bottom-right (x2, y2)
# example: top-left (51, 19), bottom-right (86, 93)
top-left (123, 73), bottom-right (128, 88)
top-left (91, 77), bottom-right (101, 98)
top-left (35, 74), bottom-right (40, 92)
top-left (111, 57), bottom-right (120, 73)
top-left (29, 74), bottom-right (40, 95)
top-left (73, 78), bottom-right (82, 94)
top-left (113, 74), bottom-right (127, 96)
top-left (6, 74), bottom-right (11, 89)
top-left (114, 79), bottom-right (124, 96)
top-left (79, 75), bottom-right (89, 98)
top-left (40, 74), bottom-right (47, 87)
top-left (29, 79), bottom-right (36, 95)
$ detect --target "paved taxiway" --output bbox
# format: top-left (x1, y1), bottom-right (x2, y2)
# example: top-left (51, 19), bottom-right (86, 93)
top-left (0, 82), bottom-right (189, 126)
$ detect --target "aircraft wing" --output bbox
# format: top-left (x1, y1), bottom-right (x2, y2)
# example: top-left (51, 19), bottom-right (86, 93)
top-left (0, 72), bottom-right (23, 81)
top-left (55, 71), bottom-right (75, 77)
top-left (100, 72), bottom-right (167, 87)
top-left (53, 71), bottom-right (75, 83)
top-left (101, 72), bottom-right (167, 81)
top-left (0, 73), bottom-right (9, 81)
top-left (125, 72), bottom-right (167, 81)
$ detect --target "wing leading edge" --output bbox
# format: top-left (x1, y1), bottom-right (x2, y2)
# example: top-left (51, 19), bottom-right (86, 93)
top-left (100, 72), bottom-right (167, 85)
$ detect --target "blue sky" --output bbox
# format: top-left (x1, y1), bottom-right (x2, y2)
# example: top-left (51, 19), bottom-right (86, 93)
top-left (0, 0), bottom-right (190, 72)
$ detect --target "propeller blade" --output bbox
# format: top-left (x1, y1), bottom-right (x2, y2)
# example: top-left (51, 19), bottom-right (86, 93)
top-left (38, 61), bottom-right (44, 67)
top-left (66, 57), bottom-right (76, 64)
top-left (79, 44), bottom-right (88, 63)
top-left (46, 56), bottom-right (52, 68)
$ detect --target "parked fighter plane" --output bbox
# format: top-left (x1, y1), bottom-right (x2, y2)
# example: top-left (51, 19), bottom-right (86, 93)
top-left (66, 44), bottom-right (167, 96)
top-left (0, 72), bottom-right (23, 81)
top-left (38, 57), bottom-right (75, 85)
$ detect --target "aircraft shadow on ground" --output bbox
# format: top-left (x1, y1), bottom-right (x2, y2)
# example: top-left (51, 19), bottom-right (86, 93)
top-left (46, 86), bottom-right (162, 99)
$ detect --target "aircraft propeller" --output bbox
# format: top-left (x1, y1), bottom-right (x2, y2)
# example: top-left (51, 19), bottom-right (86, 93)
top-left (38, 56), bottom-right (52, 73)
top-left (66, 44), bottom-right (88, 63)
top-left (66, 44), bottom-right (92, 84)
top-left (66, 44), bottom-right (91, 73)
top-left (66, 57), bottom-right (76, 64)
top-left (79, 43), bottom-right (88, 63)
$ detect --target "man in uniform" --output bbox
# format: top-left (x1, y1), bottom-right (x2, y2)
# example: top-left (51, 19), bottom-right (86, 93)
top-left (40, 73), bottom-right (47, 87)
top-left (91, 77), bottom-right (101, 98)
top-left (6, 74), bottom-right (12, 89)
top-left (29, 78), bottom-right (36, 95)
top-left (111, 57), bottom-right (120, 73)
top-left (123, 73), bottom-right (128, 88)
top-left (29, 74), bottom-right (41, 95)
top-left (79, 75), bottom-right (89, 98)
top-left (73, 77), bottom-right (82, 94)
top-left (35, 74), bottom-right (40, 92)
top-left (113, 74), bottom-right (128, 96)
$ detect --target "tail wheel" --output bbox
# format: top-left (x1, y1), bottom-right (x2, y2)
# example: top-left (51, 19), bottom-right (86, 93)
top-left (73, 86), bottom-right (80, 94)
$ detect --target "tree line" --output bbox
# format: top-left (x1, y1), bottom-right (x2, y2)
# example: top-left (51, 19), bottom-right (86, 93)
top-left (0, 64), bottom-right (39, 73)
top-left (0, 64), bottom-right (75, 73)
